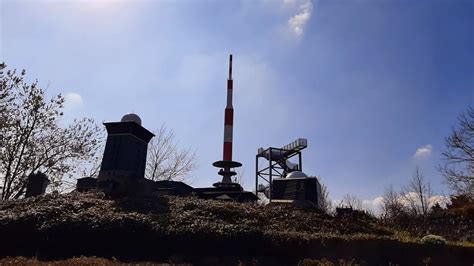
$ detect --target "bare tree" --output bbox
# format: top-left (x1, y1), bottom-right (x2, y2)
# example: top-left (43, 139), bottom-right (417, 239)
top-left (0, 65), bottom-right (101, 200)
top-left (342, 193), bottom-right (363, 210)
top-left (145, 125), bottom-right (196, 182)
top-left (381, 185), bottom-right (406, 220)
top-left (316, 176), bottom-right (332, 213)
top-left (0, 63), bottom-right (18, 135)
top-left (440, 106), bottom-right (474, 199)
top-left (60, 133), bottom-right (106, 193)
top-left (400, 167), bottom-right (432, 216)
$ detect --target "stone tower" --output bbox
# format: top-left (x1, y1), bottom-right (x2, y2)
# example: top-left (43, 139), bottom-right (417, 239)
top-left (97, 113), bottom-right (154, 192)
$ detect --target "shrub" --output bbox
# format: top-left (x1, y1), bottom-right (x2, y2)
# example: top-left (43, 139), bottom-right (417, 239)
top-left (421, 234), bottom-right (447, 245)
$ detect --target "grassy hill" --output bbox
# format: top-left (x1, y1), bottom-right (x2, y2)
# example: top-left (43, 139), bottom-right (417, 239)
top-left (0, 192), bottom-right (473, 265)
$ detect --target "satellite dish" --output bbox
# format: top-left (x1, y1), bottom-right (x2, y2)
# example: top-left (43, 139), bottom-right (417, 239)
top-left (286, 171), bottom-right (308, 178)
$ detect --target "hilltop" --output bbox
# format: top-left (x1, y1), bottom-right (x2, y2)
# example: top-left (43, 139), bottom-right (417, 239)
top-left (0, 192), bottom-right (473, 265)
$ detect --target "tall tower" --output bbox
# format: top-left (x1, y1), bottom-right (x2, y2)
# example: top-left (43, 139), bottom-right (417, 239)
top-left (212, 54), bottom-right (242, 188)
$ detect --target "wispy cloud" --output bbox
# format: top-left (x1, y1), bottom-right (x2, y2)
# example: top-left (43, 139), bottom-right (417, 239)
top-left (287, 0), bottom-right (313, 37)
top-left (413, 144), bottom-right (433, 159)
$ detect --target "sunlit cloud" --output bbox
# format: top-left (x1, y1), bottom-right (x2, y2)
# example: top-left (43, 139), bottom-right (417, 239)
top-left (287, 0), bottom-right (313, 37)
top-left (428, 195), bottom-right (451, 208)
top-left (362, 196), bottom-right (384, 214)
top-left (413, 144), bottom-right (433, 159)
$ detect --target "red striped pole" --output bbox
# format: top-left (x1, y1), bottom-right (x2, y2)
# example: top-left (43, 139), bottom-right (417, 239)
top-left (223, 54), bottom-right (233, 161)
top-left (212, 54), bottom-right (241, 188)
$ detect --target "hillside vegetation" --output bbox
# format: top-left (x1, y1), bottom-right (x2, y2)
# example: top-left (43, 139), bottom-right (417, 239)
top-left (0, 192), bottom-right (473, 265)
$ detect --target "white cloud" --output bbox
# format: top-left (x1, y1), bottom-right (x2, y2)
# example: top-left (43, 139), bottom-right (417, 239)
top-left (287, 0), bottom-right (313, 37)
top-left (397, 191), bottom-right (419, 206)
top-left (428, 195), bottom-right (451, 208)
top-left (362, 196), bottom-right (384, 214)
top-left (413, 144), bottom-right (432, 159)
top-left (64, 92), bottom-right (83, 109)
top-left (398, 192), bottom-right (452, 209)
top-left (361, 193), bottom-right (451, 216)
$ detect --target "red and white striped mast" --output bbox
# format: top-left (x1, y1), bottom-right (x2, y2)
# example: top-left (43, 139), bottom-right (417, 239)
top-left (213, 54), bottom-right (242, 188)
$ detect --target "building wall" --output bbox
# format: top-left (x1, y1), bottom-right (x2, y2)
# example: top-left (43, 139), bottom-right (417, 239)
top-left (99, 133), bottom-right (148, 179)
top-left (272, 177), bottom-right (323, 209)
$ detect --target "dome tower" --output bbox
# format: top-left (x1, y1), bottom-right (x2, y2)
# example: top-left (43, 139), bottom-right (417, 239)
top-left (97, 113), bottom-right (154, 192)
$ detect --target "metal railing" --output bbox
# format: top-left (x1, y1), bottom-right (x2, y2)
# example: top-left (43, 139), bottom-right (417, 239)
top-left (281, 138), bottom-right (307, 152)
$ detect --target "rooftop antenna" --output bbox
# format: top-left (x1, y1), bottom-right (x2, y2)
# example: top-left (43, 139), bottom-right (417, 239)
top-left (229, 54), bottom-right (232, 79)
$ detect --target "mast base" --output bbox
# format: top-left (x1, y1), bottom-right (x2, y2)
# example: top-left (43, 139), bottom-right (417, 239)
top-left (212, 160), bottom-right (242, 168)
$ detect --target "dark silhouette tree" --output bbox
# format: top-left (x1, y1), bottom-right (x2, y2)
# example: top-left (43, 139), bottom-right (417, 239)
top-left (447, 194), bottom-right (473, 209)
top-left (381, 184), bottom-right (407, 220)
top-left (400, 167), bottom-right (432, 216)
top-left (342, 193), bottom-right (363, 210)
top-left (440, 107), bottom-right (474, 199)
top-left (0, 64), bottom-right (101, 199)
top-left (317, 176), bottom-right (332, 213)
top-left (0, 63), bottom-right (16, 131)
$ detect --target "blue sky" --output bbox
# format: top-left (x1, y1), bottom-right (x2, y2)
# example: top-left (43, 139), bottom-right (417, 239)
top-left (1, 0), bottom-right (473, 206)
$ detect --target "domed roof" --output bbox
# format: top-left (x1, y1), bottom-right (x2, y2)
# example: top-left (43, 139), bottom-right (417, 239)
top-left (121, 113), bottom-right (142, 125)
top-left (286, 171), bottom-right (308, 179)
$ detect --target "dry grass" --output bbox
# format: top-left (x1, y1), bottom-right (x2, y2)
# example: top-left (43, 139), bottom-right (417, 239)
top-left (0, 256), bottom-right (183, 266)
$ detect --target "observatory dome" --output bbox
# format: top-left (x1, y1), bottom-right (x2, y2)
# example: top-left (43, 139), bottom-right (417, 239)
top-left (286, 171), bottom-right (308, 179)
top-left (121, 113), bottom-right (142, 125)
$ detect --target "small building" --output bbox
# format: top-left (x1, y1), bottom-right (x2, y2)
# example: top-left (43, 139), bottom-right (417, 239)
top-left (256, 139), bottom-right (324, 209)
top-left (271, 171), bottom-right (323, 207)
top-left (151, 180), bottom-right (194, 196)
top-left (194, 185), bottom-right (258, 203)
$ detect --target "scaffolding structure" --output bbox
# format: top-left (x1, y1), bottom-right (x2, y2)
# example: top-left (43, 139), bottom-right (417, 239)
top-left (255, 138), bottom-right (308, 201)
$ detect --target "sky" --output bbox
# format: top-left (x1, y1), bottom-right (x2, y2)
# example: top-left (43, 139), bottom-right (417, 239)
top-left (1, 0), bottom-right (473, 210)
